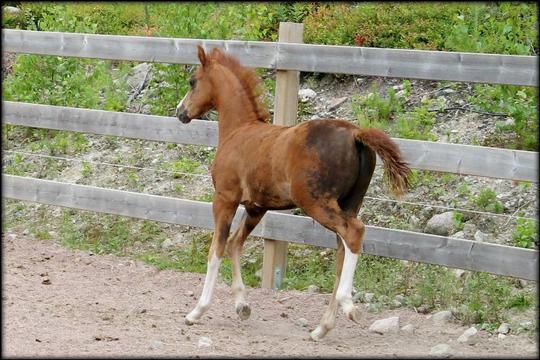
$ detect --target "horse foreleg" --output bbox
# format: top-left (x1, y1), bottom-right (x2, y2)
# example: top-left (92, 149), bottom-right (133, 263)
top-left (228, 208), bottom-right (266, 320)
top-left (185, 198), bottom-right (237, 325)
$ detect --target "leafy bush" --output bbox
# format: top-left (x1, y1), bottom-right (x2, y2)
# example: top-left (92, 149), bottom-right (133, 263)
top-left (512, 218), bottom-right (537, 249)
top-left (473, 188), bottom-right (504, 213)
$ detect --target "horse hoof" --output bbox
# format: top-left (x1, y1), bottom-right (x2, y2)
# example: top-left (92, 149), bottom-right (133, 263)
top-left (347, 306), bottom-right (361, 323)
top-left (309, 326), bottom-right (327, 341)
top-left (185, 314), bottom-right (197, 325)
top-left (236, 303), bottom-right (251, 320)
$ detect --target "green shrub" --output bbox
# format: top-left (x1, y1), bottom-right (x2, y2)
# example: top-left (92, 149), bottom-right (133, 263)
top-left (512, 218), bottom-right (537, 249)
top-left (473, 188), bottom-right (504, 213)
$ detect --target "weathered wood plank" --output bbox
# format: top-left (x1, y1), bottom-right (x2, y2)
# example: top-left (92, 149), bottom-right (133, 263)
top-left (2, 101), bottom-right (217, 147)
top-left (4, 101), bottom-right (537, 182)
top-left (3, 29), bottom-right (537, 86)
top-left (278, 42), bottom-right (538, 86)
top-left (3, 175), bottom-right (537, 281)
top-left (2, 29), bottom-right (277, 69)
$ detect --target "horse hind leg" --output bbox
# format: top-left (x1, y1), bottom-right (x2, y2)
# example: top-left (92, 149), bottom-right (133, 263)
top-left (300, 200), bottom-right (365, 341)
top-left (310, 234), bottom-right (344, 341)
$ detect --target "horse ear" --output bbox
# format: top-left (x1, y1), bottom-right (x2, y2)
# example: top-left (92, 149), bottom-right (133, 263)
top-left (197, 45), bottom-right (207, 66)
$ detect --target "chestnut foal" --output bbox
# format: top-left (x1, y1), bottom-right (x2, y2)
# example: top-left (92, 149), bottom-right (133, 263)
top-left (175, 46), bottom-right (410, 340)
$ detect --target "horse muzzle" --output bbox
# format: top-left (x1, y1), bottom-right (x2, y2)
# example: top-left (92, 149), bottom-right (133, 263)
top-left (175, 106), bottom-right (192, 124)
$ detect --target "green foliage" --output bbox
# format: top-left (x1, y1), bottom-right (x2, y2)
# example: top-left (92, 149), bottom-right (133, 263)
top-left (473, 188), bottom-right (504, 213)
top-left (352, 83), bottom-right (436, 140)
top-left (453, 212), bottom-right (465, 231)
top-left (3, 54), bottom-right (130, 111)
top-left (352, 86), bottom-right (402, 130)
top-left (469, 84), bottom-right (538, 150)
top-left (164, 158), bottom-right (202, 178)
top-left (197, 192), bottom-right (214, 203)
top-left (444, 3), bottom-right (537, 55)
top-left (512, 218), bottom-right (537, 249)
top-left (394, 106), bottom-right (437, 141)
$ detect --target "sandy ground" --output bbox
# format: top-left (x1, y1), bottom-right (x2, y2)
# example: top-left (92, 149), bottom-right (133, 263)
top-left (2, 232), bottom-right (538, 358)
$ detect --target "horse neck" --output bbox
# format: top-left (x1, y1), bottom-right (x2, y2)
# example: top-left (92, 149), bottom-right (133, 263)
top-left (211, 67), bottom-right (259, 142)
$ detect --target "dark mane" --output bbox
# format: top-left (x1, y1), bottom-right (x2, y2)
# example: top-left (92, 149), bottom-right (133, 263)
top-left (209, 48), bottom-right (270, 123)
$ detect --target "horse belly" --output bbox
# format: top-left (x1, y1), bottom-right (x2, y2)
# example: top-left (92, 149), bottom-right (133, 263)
top-left (241, 181), bottom-right (295, 210)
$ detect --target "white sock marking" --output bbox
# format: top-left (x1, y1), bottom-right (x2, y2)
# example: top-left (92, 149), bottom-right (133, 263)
top-left (186, 253), bottom-right (221, 321)
top-left (336, 236), bottom-right (358, 313)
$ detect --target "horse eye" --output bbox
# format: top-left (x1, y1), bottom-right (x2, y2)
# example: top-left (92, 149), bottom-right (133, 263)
top-left (189, 78), bottom-right (196, 88)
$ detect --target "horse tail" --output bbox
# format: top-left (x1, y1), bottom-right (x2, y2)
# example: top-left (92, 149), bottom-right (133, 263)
top-left (354, 128), bottom-right (411, 197)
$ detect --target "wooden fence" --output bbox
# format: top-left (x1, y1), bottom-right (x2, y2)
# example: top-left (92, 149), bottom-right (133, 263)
top-left (2, 25), bottom-right (538, 284)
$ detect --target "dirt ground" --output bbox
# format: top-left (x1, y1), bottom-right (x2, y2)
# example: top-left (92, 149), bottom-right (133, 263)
top-left (2, 231), bottom-right (538, 358)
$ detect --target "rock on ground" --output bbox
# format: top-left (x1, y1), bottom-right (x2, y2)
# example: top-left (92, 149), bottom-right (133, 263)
top-left (400, 324), bottom-right (416, 334)
top-left (368, 316), bottom-right (400, 334)
top-left (457, 327), bottom-right (478, 345)
top-left (425, 211), bottom-right (457, 236)
top-left (432, 310), bottom-right (453, 323)
top-left (198, 336), bottom-right (213, 348)
top-left (497, 323), bottom-right (511, 334)
top-left (298, 88), bottom-right (316, 102)
top-left (430, 343), bottom-right (451, 357)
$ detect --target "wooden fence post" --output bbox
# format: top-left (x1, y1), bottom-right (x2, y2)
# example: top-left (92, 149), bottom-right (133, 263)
top-left (261, 22), bottom-right (304, 290)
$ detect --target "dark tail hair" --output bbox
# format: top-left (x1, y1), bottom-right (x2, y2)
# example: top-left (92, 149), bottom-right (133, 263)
top-left (354, 128), bottom-right (410, 197)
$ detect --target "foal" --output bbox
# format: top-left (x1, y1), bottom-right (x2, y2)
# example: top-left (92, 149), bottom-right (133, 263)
top-left (175, 46), bottom-right (410, 340)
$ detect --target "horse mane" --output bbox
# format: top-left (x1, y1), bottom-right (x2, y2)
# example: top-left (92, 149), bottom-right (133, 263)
top-left (209, 48), bottom-right (270, 123)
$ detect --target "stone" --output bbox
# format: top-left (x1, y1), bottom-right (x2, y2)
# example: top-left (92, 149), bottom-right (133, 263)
top-left (497, 333), bottom-right (506, 340)
top-left (307, 285), bottom-right (319, 294)
top-left (298, 88), bottom-right (316, 102)
top-left (519, 320), bottom-right (532, 330)
top-left (497, 322), bottom-right (511, 334)
top-left (474, 230), bottom-right (488, 242)
top-left (395, 90), bottom-right (406, 99)
top-left (368, 316), bottom-right (400, 334)
top-left (390, 299), bottom-right (402, 309)
top-left (425, 211), bottom-right (457, 236)
top-left (327, 97), bottom-right (347, 111)
top-left (430, 343), bottom-right (451, 357)
top-left (197, 336), bottom-right (213, 348)
top-left (409, 215), bottom-right (421, 230)
top-left (296, 318), bottom-right (309, 327)
top-left (150, 340), bottom-right (163, 350)
top-left (161, 239), bottom-right (176, 249)
top-left (454, 269), bottom-right (467, 279)
top-left (462, 223), bottom-right (477, 238)
top-left (126, 63), bottom-right (152, 89)
top-left (452, 231), bottom-right (465, 239)
top-left (457, 326), bottom-right (478, 345)
top-left (394, 294), bottom-right (405, 303)
top-left (367, 303), bottom-right (382, 313)
top-left (400, 324), bottom-right (416, 334)
top-left (432, 310), bottom-right (452, 323)
top-left (364, 292), bottom-right (375, 303)
top-left (352, 291), bottom-right (364, 303)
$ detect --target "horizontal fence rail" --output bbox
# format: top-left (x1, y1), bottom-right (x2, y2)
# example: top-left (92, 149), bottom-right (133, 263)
top-left (3, 175), bottom-right (538, 281)
top-left (4, 101), bottom-right (538, 182)
top-left (3, 29), bottom-right (538, 86)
